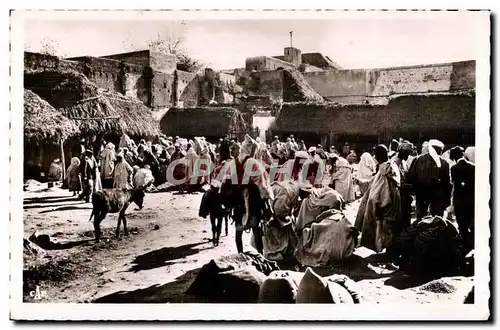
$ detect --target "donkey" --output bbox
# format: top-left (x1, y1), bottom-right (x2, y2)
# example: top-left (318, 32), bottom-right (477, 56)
top-left (88, 183), bottom-right (151, 242)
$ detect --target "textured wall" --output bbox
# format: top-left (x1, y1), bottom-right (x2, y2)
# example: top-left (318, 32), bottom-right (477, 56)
top-left (100, 50), bottom-right (150, 66)
top-left (245, 56), bottom-right (296, 71)
top-left (24, 52), bottom-right (59, 70)
top-left (177, 70), bottom-right (199, 107)
top-left (299, 63), bottom-right (323, 73)
top-left (245, 70), bottom-right (284, 102)
top-left (123, 72), bottom-right (150, 105)
top-left (149, 51), bottom-right (177, 74)
top-left (284, 47), bottom-right (302, 66)
top-left (151, 72), bottom-right (174, 109)
top-left (58, 59), bottom-right (86, 73)
top-left (450, 61), bottom-right (476, 90)
top-left (371, 64), bottom-right (454, 96)
top-left (304, 69), bottom-right (368, 98)
top-left (89, 70), bottom-right (122, 93)
top-left (303, 61), bottom-right (476, 102)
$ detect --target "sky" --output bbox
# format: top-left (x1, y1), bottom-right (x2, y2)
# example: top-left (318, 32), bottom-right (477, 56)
top-left (23, 14), bottom-right (487, 70)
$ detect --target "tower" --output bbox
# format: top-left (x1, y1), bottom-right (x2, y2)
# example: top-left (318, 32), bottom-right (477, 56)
top-left (284, 47), bottom-right (302, 67)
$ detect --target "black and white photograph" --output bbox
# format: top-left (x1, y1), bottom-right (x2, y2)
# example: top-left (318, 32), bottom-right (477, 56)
top-left (9, 9), bottom-right (491, 321)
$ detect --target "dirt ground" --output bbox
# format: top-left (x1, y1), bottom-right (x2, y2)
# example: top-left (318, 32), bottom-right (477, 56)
top-left (22, 182), bottom-right (474, 304)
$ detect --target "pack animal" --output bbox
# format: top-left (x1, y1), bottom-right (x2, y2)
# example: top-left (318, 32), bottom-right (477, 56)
top-left (88, 186), bottom-right (148, 242)
top-left (199, 185), bottom-right (230, 246)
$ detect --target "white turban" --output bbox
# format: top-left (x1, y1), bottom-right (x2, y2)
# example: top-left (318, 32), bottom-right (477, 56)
top-left (465, 147), bottom-right (475, 164)
top-left (428, 139), bottom-right (444, 168)
top-left (295, 151), bottom-right (309, 159)
top-left (429, 139), bottom-right (444, 149)
top-left (421, 141), bottom-right (430, 155)
top-left (240, 134), bottom-right (258, 158)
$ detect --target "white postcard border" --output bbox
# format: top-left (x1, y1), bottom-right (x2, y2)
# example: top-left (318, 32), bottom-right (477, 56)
top-left (9, 9), bottom-right (491, 321)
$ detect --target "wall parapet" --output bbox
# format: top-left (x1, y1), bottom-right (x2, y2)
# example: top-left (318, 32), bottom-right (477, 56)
top-left (303, 60), bottom-right (475, 100)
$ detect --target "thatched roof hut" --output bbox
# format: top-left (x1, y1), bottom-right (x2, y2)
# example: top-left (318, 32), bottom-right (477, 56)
top-left (273, 89), bottom-right (475, 148)
top-left (24, 89), bottom-right (79, 144)
top-left (24, 69), bottom-right (159, 138)
top-left (160, 107), bottom-right (248, 141)
top-left (60, 91), bottom-right (160, 138)
top-left (281, 68), bottom-right (325, 103)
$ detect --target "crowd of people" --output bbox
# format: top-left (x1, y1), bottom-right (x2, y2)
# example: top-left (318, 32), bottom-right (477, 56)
top-left (47, 131), bottom-right (475, 271)
top-left (198, 134), bottom-right (475, 272)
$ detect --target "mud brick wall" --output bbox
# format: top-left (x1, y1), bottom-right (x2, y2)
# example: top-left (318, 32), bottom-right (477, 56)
top-left (151, 72), bottom-right (175, 109)
top-left (177, 70), bottom-right (199, 107)
top-left (24, 52), bottom-right (59, 70)
top-left (179, 75), bottom-right (200, 107)
top-left (123, 72), bottom-right (150, 105)
top-left (241, 70), bottom-right (284, 103)
top-left (245, 56), bottom-right (296, 71)
top-left (149, 51), bottom-right (177, 74)
top-left (100, 50), bottom-right (151, 67)
top-left (385, 93), bottom-right (476, 146)
top-left (303, 61), bottom-right (476, 103)
top-left (304, 69), bottom-right (368, 100)
top-left (450, 61), bottom-right (476, 90)
top-left (371, 64), bottom-right (454, 96)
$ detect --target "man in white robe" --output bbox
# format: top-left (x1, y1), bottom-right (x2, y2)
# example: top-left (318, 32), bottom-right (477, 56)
top-left (113, 152), bottom-right (133, 189)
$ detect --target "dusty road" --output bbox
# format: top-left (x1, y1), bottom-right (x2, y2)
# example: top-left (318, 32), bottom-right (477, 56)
top-left (22, 184), bottom-right (474, 304)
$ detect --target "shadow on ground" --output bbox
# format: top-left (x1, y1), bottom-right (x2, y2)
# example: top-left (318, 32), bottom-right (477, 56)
top-left (276, 252), bottom-right (400, 282)
top-left (383, 274), bottom-right (431, 290)
top-left (23, 202), bottom-right (89, 210)
top-left (128, 242), bottom-right (210, 273)
top-left (24, 195), bottom-right (80, 205)
top-left (92, 268), bottom-right (208, 303)
top-left (37, 205), bottom-right (93, 213)
top-left (30, 236), bottom-right (95, 250)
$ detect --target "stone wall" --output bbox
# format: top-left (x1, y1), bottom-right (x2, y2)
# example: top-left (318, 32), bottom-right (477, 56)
top-left (89, 69), bottom-right (122, 93)
top-left (299, 63), bottom-right (324, 73)
top-left (370, 64), bottom-right (454, 96)
top-left (450, 61), bottom-right (476, 90)
top-left (100, 50), bottom-right (150, 66)
top-left (151, 72), bottom-right (175, 109)
top-left (304, 69), bottom-right (368, 99)
top-left (303, 61), bottom-right (476, 103)
top-left (245, 56), bottom-right (296, 71)
top-left (177, 70), bottom-right (199, 107)
top-left (123, 72), bottom-right (150, 105)
top-left (243, 70), bottom-right (284, 102)
top-left (24, 52), bottom-right (59, 70)
top-left (149, 50), bottom-right (177, 74)
top-left (58, 59), bottom-right (86, 73)
top-left (64, 56), bottom-right (123, 93)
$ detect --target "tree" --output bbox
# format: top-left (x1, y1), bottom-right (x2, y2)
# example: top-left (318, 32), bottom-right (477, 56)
top-left (147, 34), bottom-right (202, 73)
top-left (39, 37), bottom-right (66, 57)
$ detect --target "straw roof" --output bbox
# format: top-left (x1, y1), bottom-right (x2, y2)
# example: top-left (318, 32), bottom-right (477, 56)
top-left (60, 91), bottom-right (160, 138)
top-left (24, 89), bottom-right (80, 143)
top-left (281, 68), bottom-right (325, 103)
top-left (160, 107), bottom-right (247, 138)
top-left (25, 68), bottom-right (160, 138)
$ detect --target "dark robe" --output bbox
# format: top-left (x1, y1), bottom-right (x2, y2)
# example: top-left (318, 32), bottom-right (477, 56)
top-left (451, 158), bottom-right (475, 252)
top-left (219, 139), bottom-right (231, 162)
top-left (407, 153), bottom-right (452, 220)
